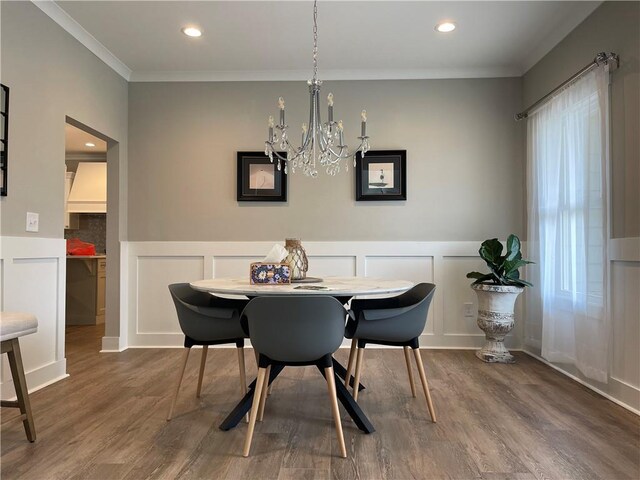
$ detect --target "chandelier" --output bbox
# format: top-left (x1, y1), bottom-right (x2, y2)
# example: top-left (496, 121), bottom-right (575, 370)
top-left (264, 0), bottom-right (371, 177)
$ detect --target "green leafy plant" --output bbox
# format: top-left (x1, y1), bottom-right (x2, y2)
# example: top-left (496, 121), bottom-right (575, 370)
top-left (466, 234), bottom-right (533, 287)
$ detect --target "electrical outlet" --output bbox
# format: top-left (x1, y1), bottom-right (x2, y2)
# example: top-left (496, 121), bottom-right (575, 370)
top-left (26, 212), bottom-right (39, 232)
top-left (463, 302), bottom-right (475, 317)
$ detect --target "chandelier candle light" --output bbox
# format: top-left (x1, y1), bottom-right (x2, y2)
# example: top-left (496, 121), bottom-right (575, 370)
top-left (264, 0), bottom-right (371, 177)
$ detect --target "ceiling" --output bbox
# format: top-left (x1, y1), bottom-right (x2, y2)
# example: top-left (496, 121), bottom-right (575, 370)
top-left (45, 1), bottom-right (600, 82)
top-left (65, 123), bottom-right (107, 154)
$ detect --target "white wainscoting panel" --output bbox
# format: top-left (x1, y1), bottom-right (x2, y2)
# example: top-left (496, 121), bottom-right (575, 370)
top-left (608, 238), bottom-right (640, 411)
top-left (309, 256), bottom-right (357, 277)
top-left (125, 241), bottom-right (515, 350)
top-left (136, 256), bottom-right (205, 335)
top-left (443, 256), bottom-right (485, 336)
top-left (442, 256), bottom-right (522, 347)
top-left (214, 256), bottom-right (262, 278)
top-left (364, 256), bottom-right (434, 334)
top-left (610, 261), bottom-right (640, 389)
top-left (523, 237), bottom-right (640, 414)
top-left (0, 237), bottom-right (68, 399)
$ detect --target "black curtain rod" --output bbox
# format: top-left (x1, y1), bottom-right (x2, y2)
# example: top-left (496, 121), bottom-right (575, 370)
top-left (515, 52), bottom-right (619, 121)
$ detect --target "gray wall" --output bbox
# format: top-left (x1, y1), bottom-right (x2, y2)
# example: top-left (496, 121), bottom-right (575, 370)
top-left (523, 1), bottom-right (639, 239)
top-left (0, 1), bottom-right (128, 240)
top-left (0, 1), bottom-right (128, 341)
top-left (128, 78), bottom-right (524, 241)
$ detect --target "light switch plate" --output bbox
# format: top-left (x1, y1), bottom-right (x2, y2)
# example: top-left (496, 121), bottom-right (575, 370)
top-left (26, 212), bottom-right (39, 232)
top-left (463, 302), bottom-right (475, 317)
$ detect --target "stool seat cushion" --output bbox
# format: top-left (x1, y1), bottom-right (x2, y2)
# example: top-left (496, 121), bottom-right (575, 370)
top-left (0, 312), bottom-right (38, 342)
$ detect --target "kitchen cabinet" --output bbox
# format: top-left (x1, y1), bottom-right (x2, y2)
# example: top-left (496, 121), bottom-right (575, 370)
top-left (66, 256), bottom-right (106, 325)
top-left (64, 171), bottom-right (79, 229)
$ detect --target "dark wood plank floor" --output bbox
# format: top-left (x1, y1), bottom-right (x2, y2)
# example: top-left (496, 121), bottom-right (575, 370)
top-left (1, 325), bottom-right (638, 480)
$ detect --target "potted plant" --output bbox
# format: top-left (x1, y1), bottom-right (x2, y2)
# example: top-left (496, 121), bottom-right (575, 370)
top-left (466, 234), bottom-right (533, 363)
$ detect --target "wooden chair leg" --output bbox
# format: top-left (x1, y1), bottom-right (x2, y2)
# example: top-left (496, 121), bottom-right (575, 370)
top-left (167, 348), bottom-right (190, 421)
top-left (6, 338), bottom-right (36, 442)
top-left (403, 346), bottom-right (417, 398)
top-left (258, 365), bottom-right (270, 422)
top-left (324, 366), bottom-right (347, 458)
top-left (243, 367), bottom-right (267, 457)
top-left (352, 347), bottom-right (365, 401)
top-left (344, 338), bottom-right (357, 388)
top-left (412, 348), bottom-right (436, 423)
top-left (237, 347), bottom-right (249, 422)
top-left (196, 345), bottom-right (209, 398)
top-left (253, 348), bottom-right (274, 396)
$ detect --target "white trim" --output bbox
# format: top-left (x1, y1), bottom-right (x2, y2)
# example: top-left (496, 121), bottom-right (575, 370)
top-left (0, 236), bottom-right (68, 397)
top-left (610, 237), bottom-right (640, 262)
top-left (129, 66), bottom-right (521, 83)
top-left (31, 1), bottom-right (132, 81)
top-left (128, 343), bottom-right (526, 352)
top-left (100, 336), bottom-right (126, 353)
top-left (29, 1), bottom-right (599, 84)
top-left (1, 359), bottom-right (68, 400)
top-left (523, 349), bottom-right (640, 416)
top-left (124, 240), bottom-right (524, 351)
top-left (610, 375), bottom-right (640, 393)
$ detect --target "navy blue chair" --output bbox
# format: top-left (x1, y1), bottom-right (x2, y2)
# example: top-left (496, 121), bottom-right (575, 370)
top-left (344, 283), bottom-right (437, 422)
top-left (241, 296), bottom-right (347, 458)
top-left (167, 283), bottom-right (249, 420)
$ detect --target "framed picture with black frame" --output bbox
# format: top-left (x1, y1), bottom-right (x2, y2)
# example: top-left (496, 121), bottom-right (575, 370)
top-left (237, 151), bottom-right (287, 202)
top-left (355, 150), bottom-right (406, 201)
top-left (1, 84), bottom-right (9, 197)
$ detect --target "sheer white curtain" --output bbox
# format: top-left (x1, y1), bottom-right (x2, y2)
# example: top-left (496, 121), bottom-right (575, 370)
top-left (526, 67), bottom-right (610, 383)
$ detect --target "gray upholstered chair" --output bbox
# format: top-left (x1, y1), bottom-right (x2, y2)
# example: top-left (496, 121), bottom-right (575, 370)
top-left (344, 283), bottom-right (437, 422)
top-left (167, 283), bottom-right (249, 420)
top-left (241, 296), bottom-right (347, 458)
top-left (0, 312), bottom-right (38, 442)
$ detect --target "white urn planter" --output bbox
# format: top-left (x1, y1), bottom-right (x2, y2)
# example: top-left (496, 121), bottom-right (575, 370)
top-left (471, 284), bottom-right (523, 364)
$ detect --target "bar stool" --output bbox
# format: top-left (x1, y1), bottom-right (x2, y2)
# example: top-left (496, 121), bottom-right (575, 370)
top-left (0, 311), bottom-right (38, 442)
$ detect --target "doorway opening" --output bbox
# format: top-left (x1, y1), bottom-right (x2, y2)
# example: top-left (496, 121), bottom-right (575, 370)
top-left (63, 119), bottom-right (110, 362)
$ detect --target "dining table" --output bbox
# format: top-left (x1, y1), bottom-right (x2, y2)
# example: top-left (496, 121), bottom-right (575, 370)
top-left (189, 276), bottom-right (414, 434)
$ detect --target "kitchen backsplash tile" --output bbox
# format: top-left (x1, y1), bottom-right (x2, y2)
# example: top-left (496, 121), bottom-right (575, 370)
top-left (65, 214), bottom-right (106, 253)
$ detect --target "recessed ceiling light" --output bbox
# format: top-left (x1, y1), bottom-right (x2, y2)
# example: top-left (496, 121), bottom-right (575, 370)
top-left (85, 142), bottom-right (95, 147)
top-left (182, 26), bottom-right (202, 38)
top-left (435, 22), bottom-right (456, 33)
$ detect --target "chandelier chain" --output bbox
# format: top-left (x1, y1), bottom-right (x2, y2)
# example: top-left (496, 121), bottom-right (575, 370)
top-left (312, 0), bottom-right (318, 81)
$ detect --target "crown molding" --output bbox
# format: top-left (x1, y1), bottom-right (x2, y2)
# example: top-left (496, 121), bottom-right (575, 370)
top-left (130, 66), bottom-right (522, 83)
top-left (32, 1), bottom-right (132, 81)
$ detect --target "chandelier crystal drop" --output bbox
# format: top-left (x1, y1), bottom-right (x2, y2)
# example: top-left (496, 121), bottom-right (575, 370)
top-left (264, 0), bottom-right (371, 177)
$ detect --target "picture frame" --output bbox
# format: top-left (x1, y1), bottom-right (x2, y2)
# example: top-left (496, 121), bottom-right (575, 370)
top-left (355, 150), bottom-right (407, 201)
top-left (237, 151), bottom-right (287, 202)
top-left (1, 84), bottom-right (9, 197)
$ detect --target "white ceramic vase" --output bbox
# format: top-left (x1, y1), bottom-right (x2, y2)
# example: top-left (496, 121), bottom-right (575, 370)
top-left (471, 284), bottom-right (523, 364)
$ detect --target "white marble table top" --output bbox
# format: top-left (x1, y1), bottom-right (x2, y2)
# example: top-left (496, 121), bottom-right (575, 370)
top-left (190, 276), bottom-right (414, 297)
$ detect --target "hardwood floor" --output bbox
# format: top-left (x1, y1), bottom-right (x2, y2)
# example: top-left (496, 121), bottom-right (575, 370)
top-left (1, 326), bottom-right (638, 480)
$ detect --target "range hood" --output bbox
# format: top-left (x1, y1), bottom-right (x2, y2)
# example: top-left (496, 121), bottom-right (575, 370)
top-left (67, 162), bottom-right (107, 213)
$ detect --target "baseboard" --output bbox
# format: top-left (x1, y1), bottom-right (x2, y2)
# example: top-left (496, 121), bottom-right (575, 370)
top-left (1, 359), bottom-right (68, 400)
top-left (100, 336), bottom-right (127, 352)
top-left (522, 349), bottom-right (640, 416)
top-left (126, 332), bottom-right (521, 350)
